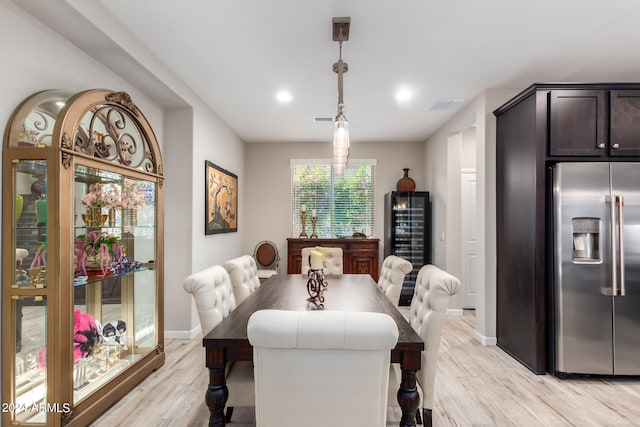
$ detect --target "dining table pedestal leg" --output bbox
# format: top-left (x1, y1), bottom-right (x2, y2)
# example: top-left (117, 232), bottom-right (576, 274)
top-left (206, 348), bottom-right (228, 426)
top-left (398, 353), bottom-right (421, 427)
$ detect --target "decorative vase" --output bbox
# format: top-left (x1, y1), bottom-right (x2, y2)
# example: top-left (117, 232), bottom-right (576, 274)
top-left (35, 196), bottom-right (47, 224)
top-left (108, 208), bottom-right (116, 227)
top-left (15, 248), bottom-right (29, 286)
top-left (85, 256), bottom-right (100, 270)
top-left (74, 357), bottom-right (90, 390)
top-left (122, 208), bottom-right (137, 227)
top-left (86, 254), bottom-right (111, 270)
top-left (396, 168), bottom-right (416, 192)
top-left (82, 207), bottom-right (103, 227)
top-left (30, 178), bottom-right (46, 197)
top-left (16, 194), bottom-right (23, 221)
top-left (28, 266), bottom-right (45, 287)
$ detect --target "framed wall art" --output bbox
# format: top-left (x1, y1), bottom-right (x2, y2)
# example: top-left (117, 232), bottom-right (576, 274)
top-left (205, 160), bottom-right (238, 235)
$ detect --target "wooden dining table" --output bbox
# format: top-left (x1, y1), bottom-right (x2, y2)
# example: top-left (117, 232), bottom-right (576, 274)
top-left (202, 274), bottom-right (424, 427)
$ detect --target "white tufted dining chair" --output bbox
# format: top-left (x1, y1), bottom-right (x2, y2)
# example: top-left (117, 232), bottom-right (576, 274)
top-left (182, 265), bottom-right (254, 422)
top-left (223, 255), bottom-right (261, 305)
top-left (377, 255), bottom-right (413, 306)
top-left (300, 246), bottom-right (344, 275)
top-left (387, 264), bottom-right (460, 426)
top-left (248, 309), bottom-right (398, 427)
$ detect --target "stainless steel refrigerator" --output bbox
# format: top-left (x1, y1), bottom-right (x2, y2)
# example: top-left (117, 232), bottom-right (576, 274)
top-left (553, 162), bottom-right (640, 375)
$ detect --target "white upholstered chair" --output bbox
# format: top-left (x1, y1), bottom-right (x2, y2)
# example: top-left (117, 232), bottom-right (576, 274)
top-left (300, 246), bottom-right (344, 275)
top-left (223, 255), bottom-right (261, 305)
top-left (378, 255), bottom-right (413, 306)
top-left (388, 264), bottom-right (460, 426)
top-left (248, 310), bottom-right (398, 427)
top-left (182, 265), bottom-right (254, 422)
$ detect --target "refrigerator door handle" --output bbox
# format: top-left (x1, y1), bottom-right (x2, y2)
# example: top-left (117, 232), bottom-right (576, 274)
top-left (618, 195), bottom-right (626, 296)
top-left (606, 194), bottom-right (625, 297)
top-left (607, 195), bottom-right (619, 296)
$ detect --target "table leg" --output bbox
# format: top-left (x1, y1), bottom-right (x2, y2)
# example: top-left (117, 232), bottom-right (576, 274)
top-left (398, 352), bottom-right (420, 427)
top-left (206, 348), bottom-right (228, 427)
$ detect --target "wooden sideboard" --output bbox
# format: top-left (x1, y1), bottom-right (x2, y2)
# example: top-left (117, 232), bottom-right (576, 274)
top-left (287, 238), bottom-right (380, 281)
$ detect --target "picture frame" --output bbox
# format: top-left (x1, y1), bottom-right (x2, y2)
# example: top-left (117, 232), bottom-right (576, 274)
top-left (205, 160), bottom-right (238, 235)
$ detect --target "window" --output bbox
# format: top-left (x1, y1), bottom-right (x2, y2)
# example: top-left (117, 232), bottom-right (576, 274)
top-left (291, 159), bottom-right (375, 238)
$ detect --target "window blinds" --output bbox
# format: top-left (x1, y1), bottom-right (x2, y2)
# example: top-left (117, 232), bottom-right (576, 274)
top-left (291, 160), bottom-right (375, 238)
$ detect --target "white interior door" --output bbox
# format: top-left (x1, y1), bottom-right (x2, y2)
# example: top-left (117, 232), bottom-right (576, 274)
top-left (461, 170), bottom-right (478, 309)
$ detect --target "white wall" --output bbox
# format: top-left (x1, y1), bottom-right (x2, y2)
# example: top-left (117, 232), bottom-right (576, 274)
top-left (0, 3), bottom-right (165, 142)
top-left (461, 127), bottom-right (477, 170)
top-left (191, 107), bottom-right (245, 272)
top-left (163, 108), bottom-right (195, 336)
top-left (244, 140), bottom-right (425, 272)
top-left (163, 106), bottom-right (246, 338)
top-left (423, 88), bottom-right (518, 344)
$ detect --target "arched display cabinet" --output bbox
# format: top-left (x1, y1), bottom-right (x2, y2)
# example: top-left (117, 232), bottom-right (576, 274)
top-left (2, 89), bottom-right (165, 426)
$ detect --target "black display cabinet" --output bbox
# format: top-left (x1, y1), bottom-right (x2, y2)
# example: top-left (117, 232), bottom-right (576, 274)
top-left (384, 191), bottom-right (431, 305)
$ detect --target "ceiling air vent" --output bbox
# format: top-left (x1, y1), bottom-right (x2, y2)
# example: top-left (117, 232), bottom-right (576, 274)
top-left (313, 116), bottom-right (334, 123)
top-left (430, 98), bottom-right (465, 111)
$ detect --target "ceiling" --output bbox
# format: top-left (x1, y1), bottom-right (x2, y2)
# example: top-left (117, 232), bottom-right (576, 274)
top-left (28, 1), bottom-right (640, 143)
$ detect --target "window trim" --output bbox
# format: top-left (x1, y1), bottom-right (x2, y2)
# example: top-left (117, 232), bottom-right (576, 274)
top-left (290, 159), bottom-right (376, 238)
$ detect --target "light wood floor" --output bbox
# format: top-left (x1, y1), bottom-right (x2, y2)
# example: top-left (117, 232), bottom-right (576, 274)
top-left (91, 310), bottom-right (640, 426)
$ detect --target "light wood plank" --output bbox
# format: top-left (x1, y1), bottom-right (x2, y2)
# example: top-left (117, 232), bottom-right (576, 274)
top-left (92, 310), bottom-right (640, 426)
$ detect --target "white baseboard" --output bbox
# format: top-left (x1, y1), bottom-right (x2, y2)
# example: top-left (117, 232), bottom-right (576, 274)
top-left (165, 325), bottom-right (201, 340)
top-left (447, 308), bottom-right (464, 316)
top-left (473, 330), bottom-right (497, 346)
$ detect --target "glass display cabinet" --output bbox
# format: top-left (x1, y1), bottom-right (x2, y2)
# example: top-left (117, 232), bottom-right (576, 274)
top-left (2, 90), bottom-right (165, 426)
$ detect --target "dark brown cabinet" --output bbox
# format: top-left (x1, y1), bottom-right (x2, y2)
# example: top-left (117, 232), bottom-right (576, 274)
top-left (610, 90), bottom-right (640, 156)
top-left (287, 238), bottom-right (380, 281)
top-left (549, 89), bottom-right (606, 156)
top-left (494, 83), bottom-right (640, 375)
top-left (549, 88), bottom-right (640, 157)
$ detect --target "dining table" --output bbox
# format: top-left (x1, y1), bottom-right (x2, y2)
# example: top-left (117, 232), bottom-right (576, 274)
top-left (202, 273), bottom-right (424, 427)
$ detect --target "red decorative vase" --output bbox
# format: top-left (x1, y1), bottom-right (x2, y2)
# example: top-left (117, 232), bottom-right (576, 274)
top-left (396, 168), bottom-right (416, 192)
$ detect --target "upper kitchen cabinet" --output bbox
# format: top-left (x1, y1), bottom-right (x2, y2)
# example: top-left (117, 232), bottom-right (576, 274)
top-left (549, 89), bottom-right (607, 156)
top-left (549, 86), bottom-right (640, 158)
top-left (609, 90), bottom-right (640, 157)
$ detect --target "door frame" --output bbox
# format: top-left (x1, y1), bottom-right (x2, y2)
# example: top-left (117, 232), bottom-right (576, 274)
top-left (461, 169), bottom-right (477, 309)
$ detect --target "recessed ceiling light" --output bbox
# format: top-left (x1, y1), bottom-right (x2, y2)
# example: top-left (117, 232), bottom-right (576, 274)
top-left (395, 89), bottom-right (413, 102)
top-left (276, 91), bottom-right (293, 103)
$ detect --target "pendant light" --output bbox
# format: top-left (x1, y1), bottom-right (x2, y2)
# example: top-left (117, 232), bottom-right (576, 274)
top-left (332, 17), bottom-right (350, 175)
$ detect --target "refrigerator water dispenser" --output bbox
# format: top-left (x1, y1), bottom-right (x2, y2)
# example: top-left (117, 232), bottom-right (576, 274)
top-left (572, 217), bottom-right (600, 262)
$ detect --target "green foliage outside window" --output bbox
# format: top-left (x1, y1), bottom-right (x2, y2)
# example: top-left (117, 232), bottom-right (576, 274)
top-left (291, 163), bottom-right (374, 238)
